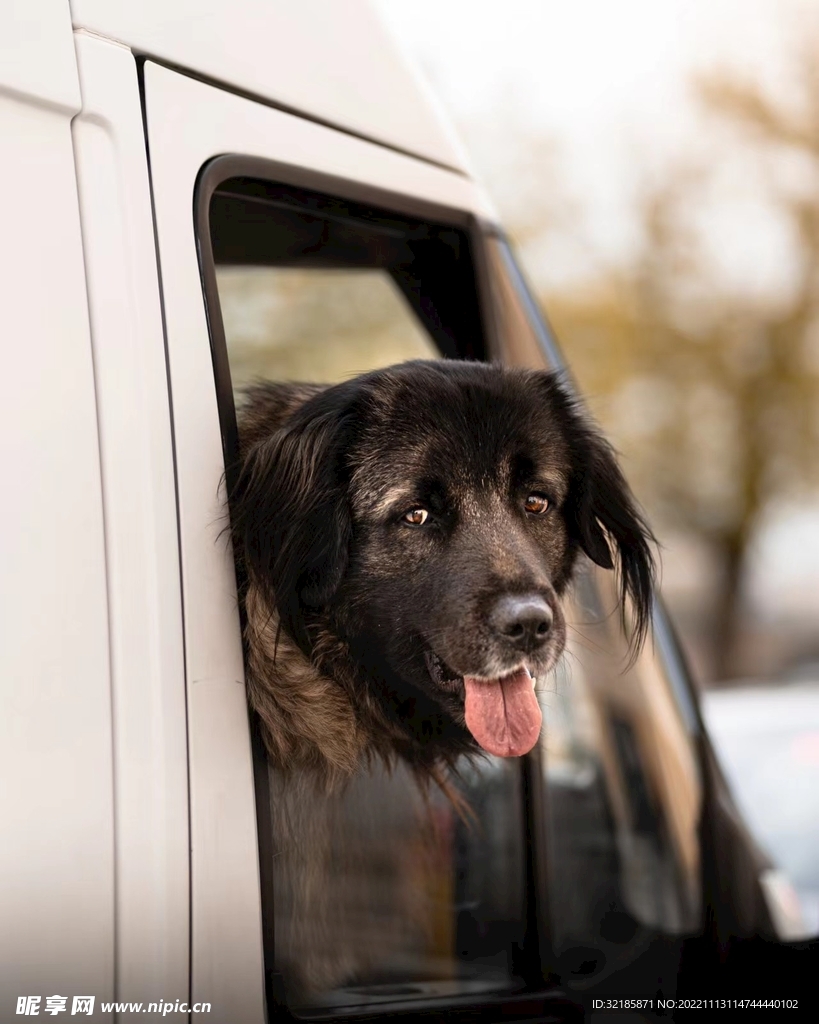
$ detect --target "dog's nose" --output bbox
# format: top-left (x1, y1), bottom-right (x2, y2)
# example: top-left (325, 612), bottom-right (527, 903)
top-left (490, 594), bottom-right (553, 647)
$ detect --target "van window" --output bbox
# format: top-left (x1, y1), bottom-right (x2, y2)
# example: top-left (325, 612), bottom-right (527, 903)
top-left (202, 174), bottom-right (528, 1013)
top-left (200, 173), bottom-right (704, 1009)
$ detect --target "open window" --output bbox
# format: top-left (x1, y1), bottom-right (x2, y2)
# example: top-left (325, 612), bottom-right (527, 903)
top-left (196, 160), bottom-right (704, 1018)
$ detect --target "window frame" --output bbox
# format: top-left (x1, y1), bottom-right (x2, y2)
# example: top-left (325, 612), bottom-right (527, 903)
top-left (193, 159), bottom-right (707, 1022)
top-left (194, 156), bottom-right (569, 1020)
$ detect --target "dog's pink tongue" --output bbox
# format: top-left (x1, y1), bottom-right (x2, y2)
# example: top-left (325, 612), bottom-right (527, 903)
top-left (463, 668), bottom-right (542, 757)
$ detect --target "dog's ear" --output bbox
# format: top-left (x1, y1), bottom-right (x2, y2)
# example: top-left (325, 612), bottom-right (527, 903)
top-left (537, 373), bottom-right (656, 653)
top-left (569, 426), bottom-right (656, 653)
top-left (230, 398), bottom-right (353, 654)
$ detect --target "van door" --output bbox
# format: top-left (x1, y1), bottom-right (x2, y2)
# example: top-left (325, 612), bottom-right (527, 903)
top-left (143, 58), bottom-right (706, 1022)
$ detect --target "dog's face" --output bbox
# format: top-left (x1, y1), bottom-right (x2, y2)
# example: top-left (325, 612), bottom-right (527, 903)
top-left (233, 361), bottom-right (654, 762)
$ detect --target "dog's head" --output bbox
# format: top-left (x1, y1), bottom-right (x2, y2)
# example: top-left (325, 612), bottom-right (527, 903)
top-left (232, 361), bottom-right (655, 762)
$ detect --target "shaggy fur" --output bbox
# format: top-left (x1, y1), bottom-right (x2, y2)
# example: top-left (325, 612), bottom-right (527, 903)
top-left (230, 360), bottom-right (656, 791)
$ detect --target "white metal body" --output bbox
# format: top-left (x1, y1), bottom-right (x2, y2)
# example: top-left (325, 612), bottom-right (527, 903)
top-left (1, 0), bottom-right (114, 1010)
top-left (71, 0), bottom-right (470, 173)
top-left (1, 1), bottom-right (495, 1018)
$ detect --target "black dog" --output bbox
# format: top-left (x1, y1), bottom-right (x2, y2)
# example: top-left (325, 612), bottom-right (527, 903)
top-left (230, 360), bottom-right (655, 790)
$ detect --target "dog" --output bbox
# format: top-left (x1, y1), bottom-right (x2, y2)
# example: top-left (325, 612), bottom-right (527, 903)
top-left (229, 359), bottom-right (655, 1001)
top-left (230, 359), bottom-right (654, 785)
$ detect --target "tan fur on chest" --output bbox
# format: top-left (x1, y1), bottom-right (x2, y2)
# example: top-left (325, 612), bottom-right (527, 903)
top-left (243, 584), bottom-right (371, 787)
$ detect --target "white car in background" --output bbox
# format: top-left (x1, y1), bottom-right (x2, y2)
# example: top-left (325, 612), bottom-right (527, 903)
top-left (702, 680), bottom-right (819, 939)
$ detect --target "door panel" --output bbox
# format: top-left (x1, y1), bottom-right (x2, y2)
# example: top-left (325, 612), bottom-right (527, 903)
top-left (0, 12), bottom-right (113, 1010)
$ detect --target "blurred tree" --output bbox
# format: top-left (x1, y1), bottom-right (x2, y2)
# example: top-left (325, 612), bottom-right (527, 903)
top-left (538, 57), bottom-right (819, 681)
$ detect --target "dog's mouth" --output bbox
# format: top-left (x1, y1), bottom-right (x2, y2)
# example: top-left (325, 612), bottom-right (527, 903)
top-left (424, 651), bottom-right (542, 759)
top-left (424, 650), bottom-right (465, 694)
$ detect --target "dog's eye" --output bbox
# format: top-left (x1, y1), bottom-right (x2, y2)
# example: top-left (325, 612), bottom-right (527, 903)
top-left (524, 494), bottom-right (550, 515)
top-left (402, 508), bottom-right (429, 526)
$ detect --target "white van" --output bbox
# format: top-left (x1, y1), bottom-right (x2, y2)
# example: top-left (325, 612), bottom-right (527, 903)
top-left (1, 2), bottom-right (791, 1021)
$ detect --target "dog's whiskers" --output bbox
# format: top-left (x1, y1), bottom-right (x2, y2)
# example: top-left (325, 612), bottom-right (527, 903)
top-left (565, 622), bottom-right (612, 657)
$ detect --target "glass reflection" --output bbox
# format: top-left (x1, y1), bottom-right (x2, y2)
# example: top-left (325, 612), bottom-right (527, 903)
top-left (269, 758), bottom-right (527, 1011)
top-left (540, 560), bottom-right (701, 985)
